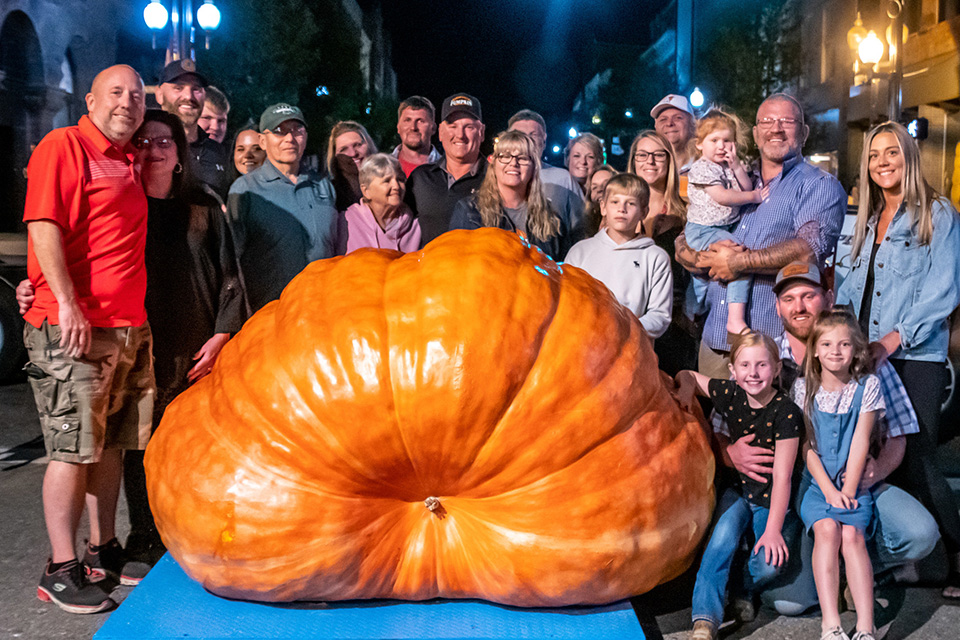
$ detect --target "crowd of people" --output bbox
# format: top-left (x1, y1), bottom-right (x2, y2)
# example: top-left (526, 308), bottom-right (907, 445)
top-left (15, 59), bottom-right (960, 640)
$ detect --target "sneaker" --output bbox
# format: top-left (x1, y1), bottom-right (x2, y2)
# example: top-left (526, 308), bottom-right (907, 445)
top-left (83, 538), bottom-right (145, 586)
top-left (821, 627), bottom-right (851, 640)
top-left (37, 559), bottom-right (113, 614)
top-left (851, 631), bottom-right (877, 640)
top-left (691, 619), bottom-right (718, 640)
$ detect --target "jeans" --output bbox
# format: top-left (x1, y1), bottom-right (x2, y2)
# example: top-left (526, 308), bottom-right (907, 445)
top-left (685, 222), bottom-right (750, 318)
top-left (759, 482), bottom-right (940, 615)
top-left (692, 488), bottom-right (785, 625)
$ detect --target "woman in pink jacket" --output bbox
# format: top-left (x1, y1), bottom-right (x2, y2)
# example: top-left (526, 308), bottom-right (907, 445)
top-left (337, 153), bottom-right (421, 254)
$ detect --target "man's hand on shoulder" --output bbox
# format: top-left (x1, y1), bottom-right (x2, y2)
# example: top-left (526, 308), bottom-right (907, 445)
top-left (726, 433), bottom-right (775, 482)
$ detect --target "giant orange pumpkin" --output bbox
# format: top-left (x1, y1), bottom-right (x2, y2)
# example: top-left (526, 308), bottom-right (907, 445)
top-left (145, 228), bottom-right (714, 607)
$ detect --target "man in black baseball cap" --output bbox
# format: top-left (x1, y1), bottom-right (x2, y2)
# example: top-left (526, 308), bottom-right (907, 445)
top-left (156, 59), bottom-right (229, 198)
top-left (405, 92), bottom-right (487, 247)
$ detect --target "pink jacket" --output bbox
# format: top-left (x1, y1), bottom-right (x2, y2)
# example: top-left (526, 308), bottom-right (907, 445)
top-left (337, 201), bottom-right (421, 255)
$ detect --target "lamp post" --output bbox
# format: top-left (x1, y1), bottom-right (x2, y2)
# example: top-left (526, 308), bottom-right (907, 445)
top-left (144, 0), bottom-right (221, 62)
top-left (847, 3), bottom-right (905, 122)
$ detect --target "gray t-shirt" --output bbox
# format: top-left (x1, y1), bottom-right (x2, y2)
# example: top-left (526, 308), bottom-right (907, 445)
top-left (504, 203), bottom-right (529, 233)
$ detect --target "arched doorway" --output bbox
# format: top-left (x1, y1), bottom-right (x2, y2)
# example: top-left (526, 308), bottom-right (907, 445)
top-left (0, 10), bottom-right (45, 232)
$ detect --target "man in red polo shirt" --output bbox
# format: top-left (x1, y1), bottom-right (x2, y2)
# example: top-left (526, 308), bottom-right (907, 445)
top-left (24, 64), bottom-right (154, 614)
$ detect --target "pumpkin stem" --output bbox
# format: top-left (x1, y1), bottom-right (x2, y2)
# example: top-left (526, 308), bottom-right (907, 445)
top-left (424, 496), bottom-right (447, 520)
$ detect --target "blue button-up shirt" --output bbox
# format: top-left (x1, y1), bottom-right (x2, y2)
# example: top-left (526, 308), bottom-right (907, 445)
top-left (226, 159), bottom-right (338, 313)
top-left (702, 156), bottom-right (846, 350)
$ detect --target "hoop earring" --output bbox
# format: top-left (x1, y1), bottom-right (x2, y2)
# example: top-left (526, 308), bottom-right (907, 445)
top-left (173, 163), bottom-right (183, 174)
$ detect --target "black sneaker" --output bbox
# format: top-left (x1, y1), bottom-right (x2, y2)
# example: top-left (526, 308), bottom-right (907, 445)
top-left (83, 538), bottom-right (145, 586)
top-left (37, 559), bottom-right (113, 614)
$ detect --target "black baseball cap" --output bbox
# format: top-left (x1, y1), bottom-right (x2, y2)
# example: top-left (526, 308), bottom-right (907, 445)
top-left (159, 59), bottom-right (208, 87)
top-left (440, 93), bottom-right (482, 122)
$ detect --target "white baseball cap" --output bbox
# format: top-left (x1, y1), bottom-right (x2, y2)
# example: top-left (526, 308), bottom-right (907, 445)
top-left (650, 94), bottom-right (695, 119)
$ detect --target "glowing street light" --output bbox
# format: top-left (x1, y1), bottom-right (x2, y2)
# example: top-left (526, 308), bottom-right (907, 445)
top-left (858, 30), bottom-right (884, 67)
top-left (568, 127), bottom-right (578, 138)
top-left (624, 110), bottom-right (633, 118)
top-left (552, 144), bottom-right (561, 154)
top-left (144, 0), bottom-right (169, 30)
top-left (196, 1), bottom-right (221, 31)
top-left (689, 87), bottom-right (705, 109)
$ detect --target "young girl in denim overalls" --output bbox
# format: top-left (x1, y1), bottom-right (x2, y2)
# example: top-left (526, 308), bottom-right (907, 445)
top-left (792, 310), bottom-right (884, 640)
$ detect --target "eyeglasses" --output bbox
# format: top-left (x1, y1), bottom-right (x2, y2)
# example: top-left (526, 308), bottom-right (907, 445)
top-left (495, 153), bottom-right (533, 166)
top-left (633, 150), bottom-right (668, 164)
top-left (133, 137), bottom-right (174, 149)
top-left (756, 117), bottom-right (800, 130)
top-left (267, 123), bottom-right (306, 137)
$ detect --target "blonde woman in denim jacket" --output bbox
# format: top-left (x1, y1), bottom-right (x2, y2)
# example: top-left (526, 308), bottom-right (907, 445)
top-left (836, 121), bottom-right (960, 599)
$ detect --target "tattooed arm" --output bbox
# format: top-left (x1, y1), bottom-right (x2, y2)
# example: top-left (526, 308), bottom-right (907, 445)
top-left (701, 221), bottom-right (818, 281)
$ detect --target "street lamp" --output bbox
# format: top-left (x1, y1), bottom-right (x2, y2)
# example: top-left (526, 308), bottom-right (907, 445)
top-left (848, 1), bottom-right (904, 121)
top-left (689, 87), bottom-right (704, 109)
top-left (144, 1), bottom-right (221, 61)
top-left (858, 31), bottom-right (884, 68)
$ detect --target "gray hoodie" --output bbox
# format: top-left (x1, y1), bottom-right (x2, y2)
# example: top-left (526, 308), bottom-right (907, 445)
top-left (564, 230), bottom-right (673, 338)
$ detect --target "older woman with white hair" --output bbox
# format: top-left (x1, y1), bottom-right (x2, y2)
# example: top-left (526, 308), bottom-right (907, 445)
top-left (336, 153), bottom-right (421, 254)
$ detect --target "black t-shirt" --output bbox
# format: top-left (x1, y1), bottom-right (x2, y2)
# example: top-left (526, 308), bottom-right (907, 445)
top-left (709, 379), bottom-right (803, 508)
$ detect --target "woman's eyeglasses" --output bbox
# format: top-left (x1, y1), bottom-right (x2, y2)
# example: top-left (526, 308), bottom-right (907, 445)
top-left (633, 150), bottom-right (668, 164)
top-left (133, 137), bottom-right (174, 150)
top-left (495, 153), bottom-right (533, 166)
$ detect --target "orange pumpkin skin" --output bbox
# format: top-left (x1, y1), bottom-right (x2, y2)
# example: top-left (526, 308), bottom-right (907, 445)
top-left (145, 228), bottom-right (714, 607)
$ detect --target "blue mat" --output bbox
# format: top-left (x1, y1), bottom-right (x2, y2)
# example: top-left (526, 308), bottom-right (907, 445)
top-left (94, 554), bottom-right (646, 639)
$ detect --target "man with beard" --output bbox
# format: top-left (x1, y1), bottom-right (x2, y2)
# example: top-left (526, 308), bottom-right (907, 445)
top-left (677, 94), bottom-right (847, 379)
top-left (156, 60), bottom-right (230, 198)
top-left (712, 262), bottom-right (939, 616)
top-left (392, 96), bottom-right (441, 177)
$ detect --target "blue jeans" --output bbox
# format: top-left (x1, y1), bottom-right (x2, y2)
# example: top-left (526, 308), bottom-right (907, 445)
top-left (692, 488), bottom-right (785, 626)
top-left (685, 222), bottom-right (750, 318)
top-left (759, 482), bottom-right (940, 615)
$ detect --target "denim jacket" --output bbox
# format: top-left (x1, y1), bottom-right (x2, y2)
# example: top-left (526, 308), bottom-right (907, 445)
top-left (836, 197), bottom-right (960, 362)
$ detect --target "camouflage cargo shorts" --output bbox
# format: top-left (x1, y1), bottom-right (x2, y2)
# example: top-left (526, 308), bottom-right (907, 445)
top-left (23, 321), bottom-right (156, 464)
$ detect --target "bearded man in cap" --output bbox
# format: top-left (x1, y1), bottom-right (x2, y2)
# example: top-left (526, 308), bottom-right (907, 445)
top-left (156, 59), bottom-right (230, 198)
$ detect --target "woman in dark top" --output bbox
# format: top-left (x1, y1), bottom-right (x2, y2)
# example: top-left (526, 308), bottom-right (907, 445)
top-left (326, 120), bottom-right (378, 212)
top-left (449, 129), bottom-right (570, 260)
top-left (629, 130), bottom-right (697, 376)
top-left (836, 121), bottom-right (960, 598)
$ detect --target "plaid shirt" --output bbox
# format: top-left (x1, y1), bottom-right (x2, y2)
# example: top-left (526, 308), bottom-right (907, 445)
top-left (702, 156), bottom-right (846, 350)
top-left (712, 332), bottom-right (919, 439)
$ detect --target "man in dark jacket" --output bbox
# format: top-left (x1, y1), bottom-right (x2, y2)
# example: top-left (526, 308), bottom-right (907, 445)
top-left (405, 93), bottom-right (487, 247)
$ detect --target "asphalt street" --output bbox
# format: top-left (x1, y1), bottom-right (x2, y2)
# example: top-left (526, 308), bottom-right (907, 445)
top-left (1, 380), bottom-right (958, 640)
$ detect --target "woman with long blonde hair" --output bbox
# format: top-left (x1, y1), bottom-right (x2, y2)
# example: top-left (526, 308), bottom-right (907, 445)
top-left (836, 120), bottom-right (960, 599)
top-left (628, 129), bottom-right (696, 375)
top-left (449, 130), bottom-right (569, 259)
top-left (325, 120), bottom-right (378, 211)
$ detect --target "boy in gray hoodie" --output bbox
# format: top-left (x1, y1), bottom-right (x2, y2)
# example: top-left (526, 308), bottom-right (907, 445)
top-left (564, 174), bottom-right (673, 338)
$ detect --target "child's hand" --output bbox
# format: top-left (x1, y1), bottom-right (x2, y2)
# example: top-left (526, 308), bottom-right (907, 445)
top-left (753, 529), bottom-right (789, 567)
top-left (674, 372), bottom-right (697, 411)
top-left (725, 142), bottom-right (741, 169)
top-left (826, 488), bottom-right (858, 510)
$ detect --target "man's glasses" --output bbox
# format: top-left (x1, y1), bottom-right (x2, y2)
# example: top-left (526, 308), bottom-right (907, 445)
top-left (633, 150), bottom-right (668, 164)
top-left (495, 153), bottom-right (533, 166)
top-left (133, 137), bottom-right (174, 149)
top-left (756, 117), bottom-right (800, 130)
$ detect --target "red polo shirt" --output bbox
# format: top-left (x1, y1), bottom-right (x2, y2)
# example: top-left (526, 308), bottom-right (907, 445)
top-left (23, 115), bottom-right (148, 328)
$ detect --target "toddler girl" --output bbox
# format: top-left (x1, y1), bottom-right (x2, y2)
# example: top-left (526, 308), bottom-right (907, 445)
top-left (793, 310), bottom-right (883, 640)
top-left (685, 109), bottom-right (764, 337)
top-left (676, 331), bottom-right (801, 640)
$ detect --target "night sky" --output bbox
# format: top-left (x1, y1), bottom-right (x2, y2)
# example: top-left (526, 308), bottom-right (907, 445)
top-left (381, 0), bottom-right (657, 141)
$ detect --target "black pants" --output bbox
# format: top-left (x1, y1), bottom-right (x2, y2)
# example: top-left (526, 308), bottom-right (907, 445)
top-left (889, 358), bottom-right (960, 555)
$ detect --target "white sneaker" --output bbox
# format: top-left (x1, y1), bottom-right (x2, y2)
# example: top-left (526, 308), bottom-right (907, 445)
top-left (821, 627), bottom-right (850, 640)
